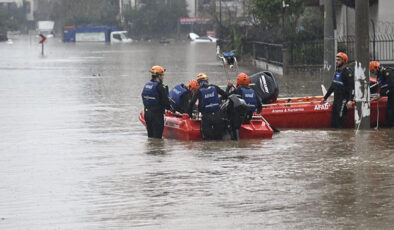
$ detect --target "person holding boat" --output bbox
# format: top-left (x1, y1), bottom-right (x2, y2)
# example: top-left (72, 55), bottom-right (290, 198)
top-left (369, 61), bottom-right (394, 128)
top-left (141, 65), bottom-right (171, 138)
top-left (169, 80), bottom-right (200, 114)
top-left (187, 73), bottom-right (228, 140)
top-left (321, 52), bottom-right (354, 128)
top-left (226, 73), bottom-right (262, 140)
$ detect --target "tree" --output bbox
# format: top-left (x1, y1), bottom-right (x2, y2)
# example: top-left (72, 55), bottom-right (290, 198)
top-left (52, 0), bottom-right (119, 27)
top-left (122, 0), bottom-right (188, 38)
top-left (250, 0), bottom-right (305, 42)
top-left (0, 3), bottom-right (27, 31)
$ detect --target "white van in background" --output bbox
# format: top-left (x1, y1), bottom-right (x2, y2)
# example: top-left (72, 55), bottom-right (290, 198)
top-left (110, 31), bottom-right (132, 43)
top-left (37, 21), bottom-right (55, 38)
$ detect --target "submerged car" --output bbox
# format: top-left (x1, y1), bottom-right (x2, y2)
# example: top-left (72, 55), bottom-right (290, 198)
top-left (188, 32), bottom-right (217, 43)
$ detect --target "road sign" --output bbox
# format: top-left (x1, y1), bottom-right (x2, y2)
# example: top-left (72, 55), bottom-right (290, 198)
top-left (39, 34), bottom-right (46, 44)
top-left (39, 34), bottom-right (46, 56)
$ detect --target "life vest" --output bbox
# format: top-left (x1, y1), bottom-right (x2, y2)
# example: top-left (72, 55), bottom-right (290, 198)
top-left (141, 81), bottom-right (159, 106)
top-left (333, 70), bottom-right (344, 86)
top-left (169, 84), bottom-right (187, 109)
top-left (378, 74), bottom-right (389, 89)
top-left (241, 87), bottom-right (257, 112)
top-left (383, 67), bottom-right (393, 85)
top-left (199, 85), bottom-right (221, 113)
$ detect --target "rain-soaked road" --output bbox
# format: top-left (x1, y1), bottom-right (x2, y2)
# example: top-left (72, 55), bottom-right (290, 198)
top-left (0, 35), bottom-right (393, 230)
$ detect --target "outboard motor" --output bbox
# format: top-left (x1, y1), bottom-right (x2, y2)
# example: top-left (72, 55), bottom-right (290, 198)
top-left (220, 94), bottom-right (248, 118)
top-left (249, 71), bottom-right (279, 104)
top-left (228, 94), bottom-right (248, 112)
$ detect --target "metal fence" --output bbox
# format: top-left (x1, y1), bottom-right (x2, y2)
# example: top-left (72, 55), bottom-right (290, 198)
top-left (243, 41), bottom-right (283, 65)
top-left (338, 35), bottom-right (394, 62)
top-left (290, 35), bottom-right (394, 65)
top-left (224, 35), bottom-right (394, 66)
top-left (289, 40), bottom-right (324, 65)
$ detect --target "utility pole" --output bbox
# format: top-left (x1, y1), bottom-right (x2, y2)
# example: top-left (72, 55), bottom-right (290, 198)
top-left (354, 0), bottom-right (370, 129)
top-left (219, 0), bottom-right (222, 39)
top-left (282, 1), bottom-right (289, 77)
top-left (323, 0), bottom-right (335, 87)
top-left (119, 0), bottom-right (124, 25)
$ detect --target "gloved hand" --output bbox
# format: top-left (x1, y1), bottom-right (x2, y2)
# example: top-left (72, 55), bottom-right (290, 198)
top-left (346, 101), bottom-right (354, 109)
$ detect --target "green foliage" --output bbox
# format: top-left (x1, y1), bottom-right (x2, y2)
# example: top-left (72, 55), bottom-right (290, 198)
top-left (52, 0), bottom-right (119, 26)
top-left (123, 0), bottom-right (188, 38)
top-left (0, 4), bottom-right (27, 31)
top-left (295, 7), bottom-right (324, 41)
top-left (0, 7), bottom-right (7, 29)
top-left (250, 0), bottom-right (305, 42)
top-left (250, 0), bottom-right (282, 27)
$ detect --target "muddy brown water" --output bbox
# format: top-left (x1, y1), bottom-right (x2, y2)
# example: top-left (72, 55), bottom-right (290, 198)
top-left (0, 35), bottom-right (393, 229)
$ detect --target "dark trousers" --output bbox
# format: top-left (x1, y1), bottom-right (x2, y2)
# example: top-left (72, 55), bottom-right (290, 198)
top-left (227, 107), bottom-right (250, 140)
top-left (331, 94), bottom-right (347, 128)
top-left (201, 111), bottom-right (225, 140)
top-left (144, 109), bottom-right (164, 138)
top-left (386, 90), bottom-right (394, 128)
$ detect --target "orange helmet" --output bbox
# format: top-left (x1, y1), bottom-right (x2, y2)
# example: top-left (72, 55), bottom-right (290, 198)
top-left (236, 73), bottom-right (250, 86)
top-left (336, 52), bottom-right (348, 64)
top-left (188, 80), bottom-right (200, 91)
top-left (369, 61), bottom-right (380, 72)
top-left (150, 65), bottom-right (165, 76)
top-left (196, 73), bottom-right (208, 82)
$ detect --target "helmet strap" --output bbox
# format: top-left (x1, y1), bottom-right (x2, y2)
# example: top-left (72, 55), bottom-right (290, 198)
top-left (199, 80), bottom-right (208, 87)
top-left (152, 75), bottom-right (162, 83)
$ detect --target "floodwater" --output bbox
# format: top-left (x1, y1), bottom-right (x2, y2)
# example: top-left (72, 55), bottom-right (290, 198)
top-left (0, 35), bottom-right (393, 230)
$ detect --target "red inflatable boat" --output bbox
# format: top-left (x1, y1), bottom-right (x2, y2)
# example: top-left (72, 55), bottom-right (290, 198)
top-left (261, 96), bottom-right (387, 128)
top-left (139, 110), bottom-right (274, 140)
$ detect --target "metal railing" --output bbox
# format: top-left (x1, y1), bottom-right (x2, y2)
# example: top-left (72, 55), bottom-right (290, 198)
top-left (245, 41), bottom-right (283, 65)
top-left (222, 35), bottom-right (394, 66)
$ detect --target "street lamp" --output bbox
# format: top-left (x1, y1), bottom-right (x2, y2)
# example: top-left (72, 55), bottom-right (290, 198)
top-left (281, 1), bottom-right (289, 42)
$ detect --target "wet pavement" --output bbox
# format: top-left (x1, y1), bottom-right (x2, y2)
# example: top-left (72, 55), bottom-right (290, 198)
top-left (0, 35), bottom-right (393, 229)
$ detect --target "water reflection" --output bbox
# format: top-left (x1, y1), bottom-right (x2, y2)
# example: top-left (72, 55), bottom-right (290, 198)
top-left (145, 139), bottom-right (167, 155)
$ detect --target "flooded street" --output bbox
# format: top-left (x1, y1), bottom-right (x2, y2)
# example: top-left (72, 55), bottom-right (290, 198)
top-left (1, 35), bottom-right (393, 229)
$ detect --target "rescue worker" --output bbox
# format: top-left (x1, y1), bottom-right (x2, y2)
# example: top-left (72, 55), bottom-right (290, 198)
top-left (187, 73), bottom-right (227, 140)
top-left (322, 52), bottom-right (354, 128)
top-left (141, 65), bottom-right (170, 138)
top-left (168, 80), bottom-right (199, 114)
top-left (369, 61), bottom-right (394, 128)
top-left (226, 73), bottom-right (262, 140)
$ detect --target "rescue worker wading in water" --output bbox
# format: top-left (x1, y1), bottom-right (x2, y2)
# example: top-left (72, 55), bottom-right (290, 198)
top-left (187, 73), bottom-right (227, 140)
top-left (141, 65), bottom-right (170, 138)
top-left (169, 80), bottom-right (200, 114)
top-left (322, 52), bottom-right (354, 128)
top-left (370, 61), bottom-right (394, 128)
top-left (226, 73), bottom-right (262, 140)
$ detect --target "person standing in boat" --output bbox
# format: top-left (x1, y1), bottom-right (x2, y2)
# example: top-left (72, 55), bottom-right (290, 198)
top-left (187, 73), bottom-right (227, 140)
top-left (226, 73), bottom-right (262, 140)
top-left (169, 80), bottom-right (200, 114)
top-left (369, 61), bottom-right (394, 128)
top-left (321, 52), bottom-right (354, 128)
top-left (141, 65), bottom-right (170, 138)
